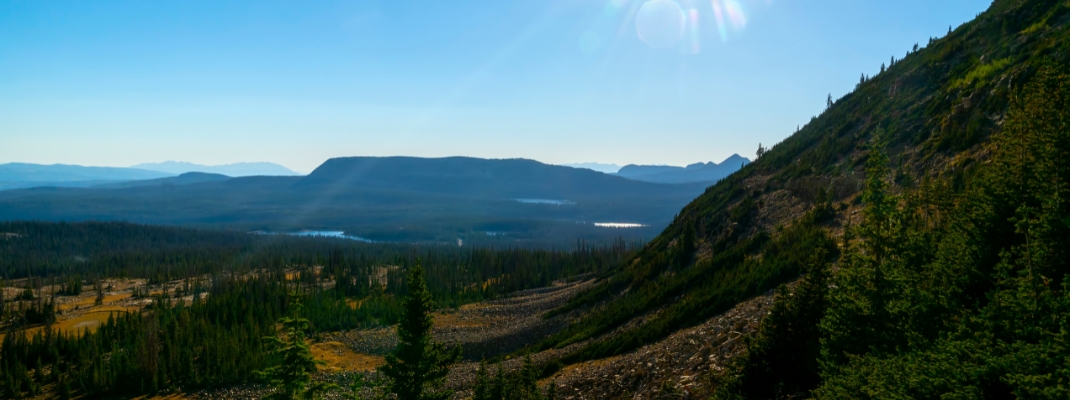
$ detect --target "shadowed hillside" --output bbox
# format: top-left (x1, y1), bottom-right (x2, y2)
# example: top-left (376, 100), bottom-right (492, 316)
top-left (534, 3), bottom-right (1070, 395)
top-left (300, 156), bottom-right (693, 199)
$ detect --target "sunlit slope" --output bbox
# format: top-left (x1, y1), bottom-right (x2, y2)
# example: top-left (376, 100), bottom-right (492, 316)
top-left (539, 0), bottom-right (1070, 362)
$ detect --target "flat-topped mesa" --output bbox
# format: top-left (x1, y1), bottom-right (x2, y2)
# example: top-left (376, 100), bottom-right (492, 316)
top-left (299, 156), bottom-right (700, 198)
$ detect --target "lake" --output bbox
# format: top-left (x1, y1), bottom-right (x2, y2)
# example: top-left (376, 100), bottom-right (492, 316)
top-left (255, 230), bottom-right (376, 242)
top-left (594, 223), bottom-right (646, 228)
top-left (515, 198), bottom-right (575, 205)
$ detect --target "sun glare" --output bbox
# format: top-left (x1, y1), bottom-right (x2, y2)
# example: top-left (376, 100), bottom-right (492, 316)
top-left (635, 0), bottom-right (687, 49)
top-left (598, 0), bottom-right (756, 52)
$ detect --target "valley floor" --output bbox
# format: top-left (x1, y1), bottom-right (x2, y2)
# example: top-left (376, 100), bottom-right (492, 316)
top-left (169, 279), bottom-right (776, 400)
top-left (5, 274), bottom-right (774, 399)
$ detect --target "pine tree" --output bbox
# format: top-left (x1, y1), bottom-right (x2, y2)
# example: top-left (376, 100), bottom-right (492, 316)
top-left (492, 366), bottom-right (506, 400)
top-left (32, 357), bottom-right (44, 384)
top-left (4, 368), bottom-right (19, 399)
top-left (57, 375), bottom-right (71, 400)
top-left (257, 293), bottom-right (335, 400)
top-left (380, 262), bottom-right (461, 400)
top-left (473, 361), bottom-right (492, 400)
top-left (94, 280), bottom-right (104, 306)
top-left (712, 250), bottom-right (831, 400)
top-left (819, 128), bottom-right (912, 372)
top-left (515, 354), bottom-right (542, 400)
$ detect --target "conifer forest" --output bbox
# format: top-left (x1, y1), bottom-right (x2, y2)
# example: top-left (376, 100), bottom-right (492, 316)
top-left (3, 0), bottom-right (1070, 399)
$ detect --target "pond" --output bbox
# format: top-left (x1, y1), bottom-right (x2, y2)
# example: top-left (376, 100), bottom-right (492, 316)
top-left (515, 198), bottom-right (575, 205)
top-left (256, 230), bottom-right (376, 242)
top-left (593, 223), bottom-right (646, 228)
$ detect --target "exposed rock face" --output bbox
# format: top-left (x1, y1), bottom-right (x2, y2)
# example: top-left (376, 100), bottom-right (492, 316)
top-left (541, 291), bottom-right (775, 400)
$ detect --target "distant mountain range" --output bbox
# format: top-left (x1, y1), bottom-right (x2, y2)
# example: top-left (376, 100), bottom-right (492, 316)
top-left (131, 161), bottom-right (300, 177)
top-left (0, 161), bottom-right (300, 191)
top-left (564, 156), bottom-right (751, 183)
top-left (0, 163), bottom-right (173, 190)
top-left (0, 156), bottom-right (710, 245)
top-left (562, 163), bottom-right (622, 174)
top-left (614, 154), bottom-right (751, 184)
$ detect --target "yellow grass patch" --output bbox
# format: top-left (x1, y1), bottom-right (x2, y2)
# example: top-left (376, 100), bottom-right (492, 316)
top-left (56, 307), bottom-right (141, 333)
top-left (0, 305), bottom-right (143, 342)
top-left (311, 341), bottom-right (384, 373)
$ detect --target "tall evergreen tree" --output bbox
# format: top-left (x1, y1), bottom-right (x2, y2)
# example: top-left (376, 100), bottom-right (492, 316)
top-left (712, 250), bottom-right (832, 399)
top-left (819, 128), bottom-right (909, 371)
top-left (380, 262), bottom-right (461, 400)
top-left (472, 361), bottom-right (492, 400)
top-left (257, 293), bottom-right (335, 400)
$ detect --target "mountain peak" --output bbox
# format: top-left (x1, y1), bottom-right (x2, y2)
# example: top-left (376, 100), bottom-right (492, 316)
top-left (721, 154), bottom-right (749, 164)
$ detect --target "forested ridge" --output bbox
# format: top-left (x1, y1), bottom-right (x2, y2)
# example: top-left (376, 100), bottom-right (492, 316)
top-left (531, 0), bottom-right (1070, 396)
top-left (716, 63), bottom-right (1070, 397)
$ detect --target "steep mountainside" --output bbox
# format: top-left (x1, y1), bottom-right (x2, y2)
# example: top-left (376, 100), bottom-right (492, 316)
top-left (536, 1), bottom-right (1070, 394)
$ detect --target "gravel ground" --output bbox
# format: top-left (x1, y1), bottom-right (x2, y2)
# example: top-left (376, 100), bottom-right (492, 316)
top-left (542, 290), bottom-right (777, 400)
top-left (180, 279), bottom-right (783, 400)
top-left (325, 279), bottom-right (593, 361)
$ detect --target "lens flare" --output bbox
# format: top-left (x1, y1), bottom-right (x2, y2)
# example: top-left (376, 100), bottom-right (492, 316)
top-left (724, 0), bottom-right (747, 28)
top-left (686, 9), bottom-right (700, 54)
top-left (604, 0), bottom-right (628, 17)
top-left (635, 0), bottom-right (686, 49)
top-left (710, 0), bottom-right (747, 42)
top-left (711, 0), bottom-right (728, 42)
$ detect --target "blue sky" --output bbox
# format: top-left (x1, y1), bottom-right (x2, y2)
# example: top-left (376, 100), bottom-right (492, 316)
top-left (0, 0), bottom-right (990, 173)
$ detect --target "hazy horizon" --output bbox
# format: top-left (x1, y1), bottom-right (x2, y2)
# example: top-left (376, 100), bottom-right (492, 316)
top-left (1, 1), bottom-right (988, 173)
top-left (3, 153), bottom-right (756, 176)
